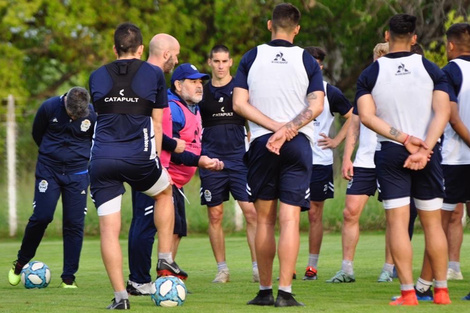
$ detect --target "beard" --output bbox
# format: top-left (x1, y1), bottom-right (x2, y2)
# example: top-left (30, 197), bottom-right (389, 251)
top-left (181, 88), bottom-right (202, 105)
top-left (163, 56), bottom-right (175, 73)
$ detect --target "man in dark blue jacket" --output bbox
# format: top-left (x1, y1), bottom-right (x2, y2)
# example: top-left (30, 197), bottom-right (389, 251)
top-left (8, 87), bottom-right (96, 289)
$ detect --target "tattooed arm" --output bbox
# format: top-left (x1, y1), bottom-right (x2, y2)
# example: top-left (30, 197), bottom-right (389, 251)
top-left (357, 94), bottom-right (429, 155)
top-left (266, 90), bottom-right (324, 155)
top-left (341, 113), bottom-right (360, 180)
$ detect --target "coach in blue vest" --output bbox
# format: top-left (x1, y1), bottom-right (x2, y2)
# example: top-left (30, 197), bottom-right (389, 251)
top-left (8, 87), bottom-right (96, 289)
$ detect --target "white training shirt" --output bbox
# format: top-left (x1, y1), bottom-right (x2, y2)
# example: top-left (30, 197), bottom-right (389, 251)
top-left (442, 58), bottom-right (470, 165)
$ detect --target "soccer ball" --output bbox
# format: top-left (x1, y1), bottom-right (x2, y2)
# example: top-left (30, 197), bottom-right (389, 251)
top-left (151, 276), bottom-right (187, 307)
top-left (21, 261), bottom-right (51, 289)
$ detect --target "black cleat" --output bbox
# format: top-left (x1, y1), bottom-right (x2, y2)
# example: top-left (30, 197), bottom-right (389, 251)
top-left (106, 298), bottom-right (130, 310)
top-left (157, 259), bottom-right (188, 280)
top-left (275, 290), bottom-right (305, 307)
top-left (247, 289), bottom-right (275, 306)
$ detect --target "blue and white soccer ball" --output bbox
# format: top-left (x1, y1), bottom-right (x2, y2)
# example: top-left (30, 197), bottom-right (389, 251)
top-left (21, 261), bottom-right (51, 289)
top-left (151, 276), bottom-right (187, 307)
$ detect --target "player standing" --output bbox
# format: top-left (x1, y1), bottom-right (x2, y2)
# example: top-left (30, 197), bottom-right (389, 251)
top-left (199, 45), bottom-right (258, 284)
top-left (233, 3), bottom-right (324, 307)
top-left (356, 14), bottom-right (451, 305)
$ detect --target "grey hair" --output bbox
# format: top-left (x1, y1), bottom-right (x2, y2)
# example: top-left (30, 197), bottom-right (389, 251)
top-left (65, 87), bottom-right (90, 119)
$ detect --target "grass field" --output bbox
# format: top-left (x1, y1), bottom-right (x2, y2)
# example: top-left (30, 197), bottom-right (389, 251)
top-left (2, 232), bottom-right (470, 312)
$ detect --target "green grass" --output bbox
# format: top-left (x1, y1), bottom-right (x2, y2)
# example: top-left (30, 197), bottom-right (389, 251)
top-left (1, 232), bottom-right (470, 312)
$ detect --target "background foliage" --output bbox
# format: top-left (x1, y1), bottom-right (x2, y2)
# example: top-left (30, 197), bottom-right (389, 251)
top-left (0, 0), bottom-right (469, 236)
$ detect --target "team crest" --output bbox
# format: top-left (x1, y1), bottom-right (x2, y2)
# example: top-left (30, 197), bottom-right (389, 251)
top-left (204, 190), bottom-right (212, 202)
top-left (38, 180), bottom-right (48, 193)
top-left (347, 178), bottom-right (353, 189)
top-left (80, 119), bottom-right (91, 132)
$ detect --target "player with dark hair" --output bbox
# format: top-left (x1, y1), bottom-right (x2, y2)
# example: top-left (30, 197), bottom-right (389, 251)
top-left (233, 2), bottom-right (324, 307)
top-left (357, 14), bottom-right (451, 305)
top-left (439, 22), bottom-right (470, 299)
top-left (199, 45), bottom-right (258, 284)
top-left (8, 87), bottom-right (96, 289)
top-left (301, 46), bottom-right (353, 281)
top-left (89, 22), bottom-right (183, 310)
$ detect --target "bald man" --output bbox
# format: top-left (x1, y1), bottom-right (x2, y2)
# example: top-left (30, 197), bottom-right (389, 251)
top-left (127, 33), bottom-right (185, 296)
top-left (148, 33), bottom-right (181, 73)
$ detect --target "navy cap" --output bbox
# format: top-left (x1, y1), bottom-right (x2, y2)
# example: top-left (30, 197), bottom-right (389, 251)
top-left (171, 63), bottom-right (209, 84)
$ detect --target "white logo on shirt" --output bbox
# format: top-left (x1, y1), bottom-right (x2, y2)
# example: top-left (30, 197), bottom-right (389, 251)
top-left (80, 119), bottom-right (91, 132)
top-left (119, 89), bottom-right (125, 96)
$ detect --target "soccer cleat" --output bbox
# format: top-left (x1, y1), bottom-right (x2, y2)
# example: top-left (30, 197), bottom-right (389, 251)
top-left (212, 269), bottom-right (230, 283)
top-left (389, 290), bottom-right (418, 306)
top-left (433, 287), bottom-right (451, 304)
top-left (126, 280), bottom-right (155, 295)
top-left (247, 289), bottom-right (274, 306)
top-left (415, 286), bottom-right (433, 301)
top-left (60, 281), bottom-right (78, 289)
top-left (302, 266), bottom-right (318, 280)
top-left (326, 270), bottom-right (355, 283)
top-left (156, 259), bottom-right (188, 280)
top-left (447, 268), bottom-right (464, 280)
top-left (275, 290), bottom-right (305, 307)
top-left (106, 298), bottom-right (130, 310)
top-left (252, 268), bottom-right (259, 283)
top-left (8, 261), bottom-right (23, 286)
top-left (377, 270), bottom-right (393, 282)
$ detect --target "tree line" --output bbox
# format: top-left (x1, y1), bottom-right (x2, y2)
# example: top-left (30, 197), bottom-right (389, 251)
top-left (0, 0), bottom-right (468, 174)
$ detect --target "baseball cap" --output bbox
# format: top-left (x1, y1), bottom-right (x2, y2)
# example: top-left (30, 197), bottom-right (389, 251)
top-left (171, 63), bottom-right (209, 84)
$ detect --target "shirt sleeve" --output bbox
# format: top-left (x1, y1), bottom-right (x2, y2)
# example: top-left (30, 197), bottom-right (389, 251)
top-left (326, 84), bottom-right (352, 115)
top-left (422, 57), bottom-right (449, 94)
top-left (442, 62), bottom-right (461, 103)
top-left (31, 102), bottom-right (49, 147)
top-left (162, 134), bottom-right (177, 152)
top-left (233, 48), bottom-right (258, 90)
top-left (354, 61), bottom-right (380, 109)
top-left (303, 51), bottom-right (324, 94)
top-left (154, 70), bottom-right (168, 109)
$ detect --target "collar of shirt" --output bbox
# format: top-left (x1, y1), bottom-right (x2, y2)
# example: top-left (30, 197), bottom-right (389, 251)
top-left (268, 39), bottom-right (294, 47)
top-left (384, 51), bottom-right (414, 59)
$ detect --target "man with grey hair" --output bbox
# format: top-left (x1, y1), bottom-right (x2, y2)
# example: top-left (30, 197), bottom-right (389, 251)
top-left (8, 87), bottom-right (96, 289)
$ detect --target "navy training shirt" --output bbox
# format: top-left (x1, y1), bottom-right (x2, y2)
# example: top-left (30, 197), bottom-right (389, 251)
top-left (32, 95), bottom-right (96, 173)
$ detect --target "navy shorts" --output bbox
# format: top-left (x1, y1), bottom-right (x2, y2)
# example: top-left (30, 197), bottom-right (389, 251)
top-left (89, 158), bottom-right (163, 208)
top-left (443, 164), bottom-right (470, 204)
top-left (200, 159), bottom-right (249, 206)
top-left (346, 167), bottom-right (378, 197)
top-left (309, 164), bottom-right (334, 201)
top-left (244, 133), bottom-right (312, 211)
top-left (374, 142), bottom-right (444, 201)
top-left (173, 185), bottom-right (187, 237)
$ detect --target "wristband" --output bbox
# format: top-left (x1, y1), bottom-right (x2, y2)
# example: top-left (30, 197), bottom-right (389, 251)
top-left (403, 134), bottom-right (410, 145)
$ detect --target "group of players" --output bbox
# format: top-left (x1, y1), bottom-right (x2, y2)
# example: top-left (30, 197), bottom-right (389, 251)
top-left (6, 1), bottom-right (470, 309)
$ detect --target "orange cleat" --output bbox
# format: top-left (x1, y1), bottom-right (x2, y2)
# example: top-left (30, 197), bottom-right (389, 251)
top-left (434, 287), bottom-right (451, 305)
top-left (389, 290), bottom-right (418, 306)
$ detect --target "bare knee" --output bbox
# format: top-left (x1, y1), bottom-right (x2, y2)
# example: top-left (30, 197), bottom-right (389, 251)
top-left (208, 206), bottom-right (224, 225)
top-left (343, 205), bottom-right (361, 225)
